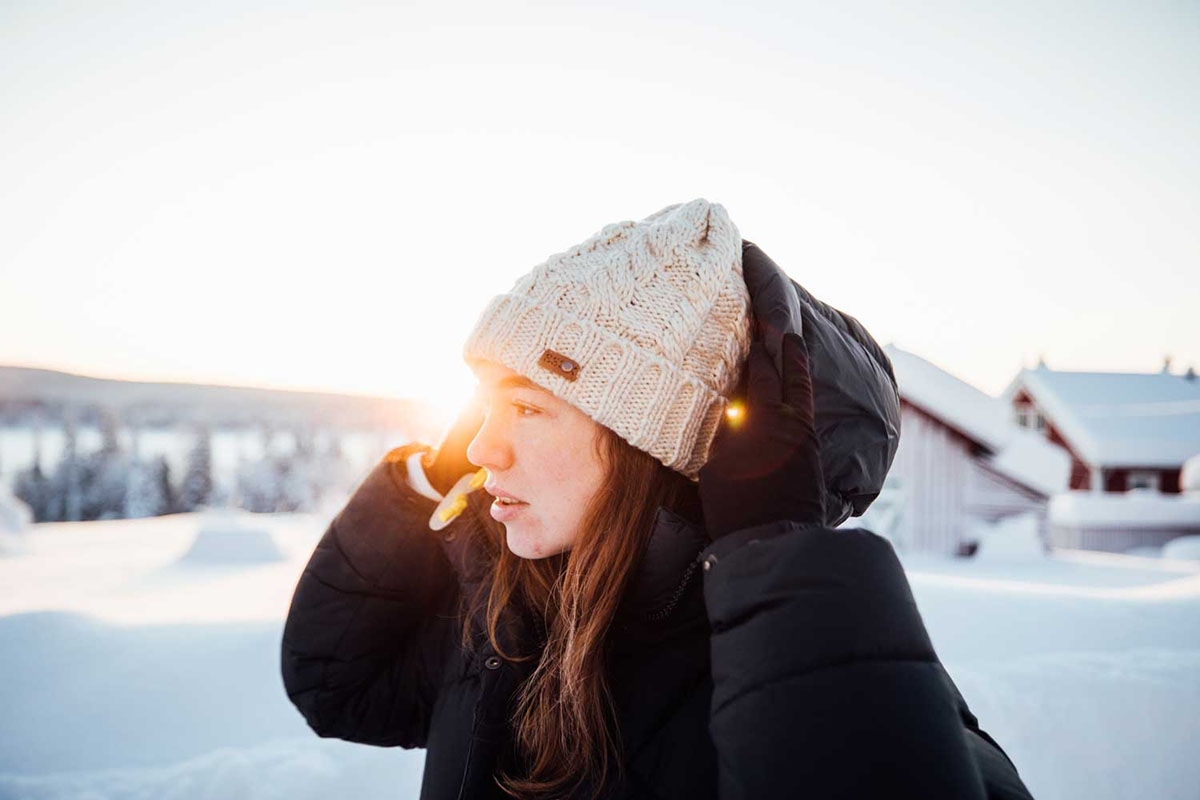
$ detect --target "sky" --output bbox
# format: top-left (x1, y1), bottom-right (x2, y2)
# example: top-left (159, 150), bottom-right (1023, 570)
top-left (2, 0), bottom-right (1198, 415)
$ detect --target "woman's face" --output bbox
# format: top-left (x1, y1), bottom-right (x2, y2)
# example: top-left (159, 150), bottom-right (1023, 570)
top-left (466, 361), bottom-right (607, 560)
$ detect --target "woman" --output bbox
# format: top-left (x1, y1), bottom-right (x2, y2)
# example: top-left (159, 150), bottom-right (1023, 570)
top-left (281, 200), bottom-right (1034, 799)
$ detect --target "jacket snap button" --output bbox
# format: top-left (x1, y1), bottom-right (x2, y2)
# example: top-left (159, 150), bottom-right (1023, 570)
top-left (702, 554), bottom-right (718, 571)
top-left (484, 656), bottom-right (502, 670)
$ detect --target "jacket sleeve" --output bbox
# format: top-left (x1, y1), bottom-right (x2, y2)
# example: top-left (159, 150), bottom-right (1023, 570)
top-left (701, 522), bottom-right (1021, 799)
top-left (280, 446), bottom-right (461, 748)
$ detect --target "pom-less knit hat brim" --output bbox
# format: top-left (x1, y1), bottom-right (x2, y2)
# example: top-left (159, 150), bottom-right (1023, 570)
top-left (462, 199), bottom-right (751, 479)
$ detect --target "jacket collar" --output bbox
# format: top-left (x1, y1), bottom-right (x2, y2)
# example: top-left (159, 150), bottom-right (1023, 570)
top-left (616, 505), bottom-right (709, 624)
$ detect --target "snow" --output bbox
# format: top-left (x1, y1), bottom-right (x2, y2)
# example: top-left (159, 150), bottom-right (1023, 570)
top-left (969, 512), bottom-right (1045, 561)
top-left (1182, 452), bottom-right (1200, 493)
top-left (178, 513), bottom-right (287, 565)
top-left (1050, 490), bottom-right (1200, 528)
top-left (0, 488), bottom-right (32, 557)
top-left (3, 513), bottom-right (1199, 800)
top-left (1007, 368), bottom-right (1200, 468)
top-left (0, 486), bottom-right (32, 535)
top-left (983, 427), bottom-right (1071, 497)
top-left (1163, 535), bottom-right (1200, 561)
top-left (886, 345), bottom-right (1012, 450)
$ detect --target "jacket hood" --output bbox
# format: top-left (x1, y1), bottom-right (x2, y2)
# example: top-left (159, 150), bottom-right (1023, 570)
top-left (741, 241), bottom-right (901, 526)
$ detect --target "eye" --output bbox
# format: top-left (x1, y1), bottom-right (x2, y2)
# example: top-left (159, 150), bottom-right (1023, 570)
top-left (512, 402), bottom-right (539, 417)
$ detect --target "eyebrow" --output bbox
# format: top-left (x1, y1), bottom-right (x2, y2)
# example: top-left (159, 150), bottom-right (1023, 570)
top-left (497, 375), bottom-right (544, 392)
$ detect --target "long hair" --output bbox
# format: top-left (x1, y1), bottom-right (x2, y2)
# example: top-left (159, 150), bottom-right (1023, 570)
top-left (464, 424), bottom-right (696, 800)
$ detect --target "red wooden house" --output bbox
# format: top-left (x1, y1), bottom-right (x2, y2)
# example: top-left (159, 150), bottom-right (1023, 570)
top-left (1003, 360), bottom-right (1200, 495)
top-left (1001, 361), bottom-right (1200, 552)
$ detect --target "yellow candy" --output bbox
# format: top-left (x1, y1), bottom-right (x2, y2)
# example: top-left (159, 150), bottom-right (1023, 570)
top-left (438, 494), bottom-right (468, 523)
top-left (428, 469), bottom-right (489, 532)
top-left (469, 468), bottom-right (488, 490)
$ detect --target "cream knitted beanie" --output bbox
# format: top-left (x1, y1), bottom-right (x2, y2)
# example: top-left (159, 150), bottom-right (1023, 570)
top-left (462, 198), bottom-right (751, 479)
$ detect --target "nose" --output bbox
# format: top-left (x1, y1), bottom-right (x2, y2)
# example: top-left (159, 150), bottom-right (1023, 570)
top-left (466, 410), bottom-right (513, 472)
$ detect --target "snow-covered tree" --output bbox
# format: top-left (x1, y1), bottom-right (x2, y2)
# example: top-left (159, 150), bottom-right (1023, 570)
top-left (98, 408), bottom-right (121, 456)
top-left (179, 425), bottom-right (214, 512)
top-left (56, 416), bottom-right (83, 522)
top-left (276, 457), bottom-right (316, 512)
top-left (80, 411), bottom-right (129, 521)
top-left (158, 456), bottom-right (178, 515)
top-left (236, 457), bottom-right (284, 513)
top-left (124, 455), bottom-right (170, 518)
top-left (233, 426), bottom-right (328, 513)
top-left (12, 461), bottom-right (50, 523)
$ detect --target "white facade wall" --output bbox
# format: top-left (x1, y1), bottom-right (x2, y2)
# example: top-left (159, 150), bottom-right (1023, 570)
top-left (1047, 524), bottom-right (1200, 553)
top-left (891, 404), bottom-right (1051, 555)
top-left (890, 405), bottom-right (974, 555)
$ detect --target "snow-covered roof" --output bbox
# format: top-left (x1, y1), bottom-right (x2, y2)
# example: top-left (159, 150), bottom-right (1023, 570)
top-left (1049, 490), bottom-right (1200, 529)
top-left (1003, 367), bottom-right (1200, 468)
top-left (986, 428), bottom-right (1072, 497)
top-left (886, 345), bottom-right (1070, 496)
top-left (886, 345), bottom-right (1011, 450)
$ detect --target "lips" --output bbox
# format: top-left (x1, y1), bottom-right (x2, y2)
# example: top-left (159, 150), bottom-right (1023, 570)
top-left (484, 484), bottom-right (526, 504)
top-left (484, 483), bottom-right (528, 522)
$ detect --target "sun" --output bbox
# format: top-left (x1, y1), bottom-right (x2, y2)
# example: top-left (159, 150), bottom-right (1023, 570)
top-left (403, 357), bottom-right (480, 441)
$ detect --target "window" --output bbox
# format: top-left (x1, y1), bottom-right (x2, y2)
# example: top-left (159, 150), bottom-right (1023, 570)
top-left (1128, 470), bottom-right (1160, 492)
top-left (1014, 406), bottom-right (1046, 432)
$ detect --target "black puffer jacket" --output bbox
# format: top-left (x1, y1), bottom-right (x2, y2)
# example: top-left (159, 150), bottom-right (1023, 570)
top-left (281, 449), bottom-right (1034, 799)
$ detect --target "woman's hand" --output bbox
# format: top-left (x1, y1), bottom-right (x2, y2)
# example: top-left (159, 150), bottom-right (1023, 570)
top-left (698, 297), bottom-right (826, 539)
top-left (423, 398), bottom-right (485, 497)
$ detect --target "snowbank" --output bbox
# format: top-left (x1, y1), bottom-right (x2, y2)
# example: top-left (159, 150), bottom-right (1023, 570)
top-left (1049, 490), bottom-right (1200, 528)
top-left (0, 611), bottom-right (425, 798)
top-left (177, 522), bottom-right (286, 566)
top-left (0, 738), bottom-right (423, 800)
top-left (970, 513), bottom-right (1045, 561)
top-left (3, 513), bottom-right (1200, 800)
top-left (1182, 452), bottom-right (1200, 494)
top-left (1163, 535), bottom-right (1200, 561)
top-left (0, 487), bottom-right (32, 535)
top-left (174, 510), bottom-right (288, 566)
top-left (0, 488), bottom-right (33, 557)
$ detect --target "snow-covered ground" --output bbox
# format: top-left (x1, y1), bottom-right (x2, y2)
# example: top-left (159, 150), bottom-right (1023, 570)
top-left (2, 511), bottom-right (1198, 800)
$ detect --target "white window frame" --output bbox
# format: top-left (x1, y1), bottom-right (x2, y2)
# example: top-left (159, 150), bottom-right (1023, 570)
top-left (1127, 470), bottom-right (1160, 492)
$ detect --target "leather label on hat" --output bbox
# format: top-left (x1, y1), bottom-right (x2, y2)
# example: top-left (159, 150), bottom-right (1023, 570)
top-left (538, 349), bottom-right (581, 382)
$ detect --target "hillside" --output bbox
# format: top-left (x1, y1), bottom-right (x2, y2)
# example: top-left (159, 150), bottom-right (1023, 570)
top-left (0, 365), bottom-right (439, 432)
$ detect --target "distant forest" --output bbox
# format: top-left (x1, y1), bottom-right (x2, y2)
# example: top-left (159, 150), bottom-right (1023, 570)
top-left (11, 414), bottom-right (360, 522)
top-left (1, 365), bottom-right (443, 522)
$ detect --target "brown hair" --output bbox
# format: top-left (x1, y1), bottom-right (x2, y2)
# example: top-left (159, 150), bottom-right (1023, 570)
top-left (462, 424), bottom-right (696, 800)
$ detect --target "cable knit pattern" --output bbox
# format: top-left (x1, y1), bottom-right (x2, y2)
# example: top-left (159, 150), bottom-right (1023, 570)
top-left (462, 199), bottom-right (752, 478)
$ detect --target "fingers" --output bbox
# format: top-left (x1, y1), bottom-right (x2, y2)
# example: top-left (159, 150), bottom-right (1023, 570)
top-left (744, 337), bottom-right (783, 406)
top-left (781, 332), bottom-right (816, 424)
top-left (428, 399), bottom-right (485, 495)
top-left (741, 242), bottom-right (794, 343)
